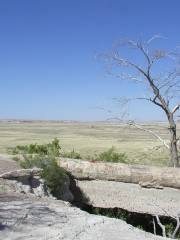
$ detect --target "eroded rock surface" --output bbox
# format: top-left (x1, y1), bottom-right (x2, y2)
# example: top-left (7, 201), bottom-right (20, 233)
top-left (0, 168), bottom-right (74, 203)
top-left (76, 180), bottom-right (180, 217)
top-left (0, 154), bottom-right (19, 174)
top-left (0, 168), bottom-right (51, 198)
top-left (0, 193), bottom-right (167, 240)
top-left (60, 158), bottom-right (180, 189)
top-left (0, 157), bottom-right (176, 239)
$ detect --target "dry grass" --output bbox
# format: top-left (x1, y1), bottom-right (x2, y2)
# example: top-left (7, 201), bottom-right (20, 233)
top-left (0, 121), bottom-right (178, 166)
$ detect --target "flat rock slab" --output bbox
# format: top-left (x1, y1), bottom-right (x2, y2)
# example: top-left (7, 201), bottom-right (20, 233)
top-left (76, 180), bottom-right (180, 217)
top-left (0, 193), bottom-right (166, 240)
top-left (0, 155), bottom-right (19, 175)
top-left (0, 168), bottom-right (42, 179)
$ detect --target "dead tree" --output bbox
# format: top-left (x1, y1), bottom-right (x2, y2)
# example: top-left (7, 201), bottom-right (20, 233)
top-left (105, 36), bottom-right (180, 167)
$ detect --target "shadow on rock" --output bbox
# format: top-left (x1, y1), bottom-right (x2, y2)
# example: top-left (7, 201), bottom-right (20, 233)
top-left (68, 173), bottom-right (90, 208)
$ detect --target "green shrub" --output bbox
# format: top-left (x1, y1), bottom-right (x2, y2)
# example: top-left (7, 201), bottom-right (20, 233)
top-left (61, 149), bottom-right (82, 159)
top-left (9, 139), bottom-right (83, 160)
top-left (91, 208), bottom-right (129, 221)
top-left (165, 222), bottom-right (180, 238)
top-left (19, 155), bottom-right (66, 197)
top-left (8, 138), bottom-right (61, 157)
top-left (95, 147), bottom-right (128, 163)
top-left (41, 160), bottom-right (66, 197)
top-left (10, 139), bottom-right (66, 197)
top-left (19, 154), bottom-right (53, 169)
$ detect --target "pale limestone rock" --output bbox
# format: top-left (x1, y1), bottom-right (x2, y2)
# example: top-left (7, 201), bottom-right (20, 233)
top-left (0, 193), bottom-right (168, 240)
top-left (0, 168), bottom-right (73, 201)
top-left (75, 180), bottom-right (180, 217)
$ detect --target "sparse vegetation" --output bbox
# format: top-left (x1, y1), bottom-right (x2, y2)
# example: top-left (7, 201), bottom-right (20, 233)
top-left (86, 207), bottom-right (150, 233)
top-left (10, 139), bottom-right (66, 197)
top-left (60, 149), bottom-right (82, 159)
top-left (85, 206), bottom-right (180, 238)
top-left (0, 121), bottom-right (173, 166)
top-left (8, 138), bottom-right (61, 157)
top-left (41, 160), bottom-right (66, 197)
top-left (91, 207), bottom-right (129, 220)
top-left (94, 147), bottom-right (128, 163)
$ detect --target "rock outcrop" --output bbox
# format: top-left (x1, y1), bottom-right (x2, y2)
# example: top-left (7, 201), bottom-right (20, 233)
top-left (60, 158), bottom-right (180, 218)
top-left (0, 157), bottom-right (179, 239)
top-left (0, 168), bottom-right (51, 198)
top-left (0, 168), bottom-right (73, 201)
top-left (0, 193), bottom-right (167, 240)
top-left (75, 180), bottom-right (180, 217)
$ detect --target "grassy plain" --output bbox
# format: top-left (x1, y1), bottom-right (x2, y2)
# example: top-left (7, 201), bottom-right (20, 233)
top-left (0, 120), bottom-right (178, 166)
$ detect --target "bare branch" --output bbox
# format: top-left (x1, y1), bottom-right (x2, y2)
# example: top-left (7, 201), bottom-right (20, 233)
top-left (155, 215), bottom-right (166, 238)
top-left (110, 52), bottom-right (148, 79)
top-left (172, 217), bottom-right (180, 238)
top-left (147, 35), bottom-right (167, 44)
top-left (152, 217), bottom-right (157, 236)
top-left (128, 121), bottom-right (170, 149)
top-left (172, 104), bottom-right (180, 114)
top-left (106, 70), bottom-right (147, 85)
top-left (150, 202), bottom-right (180, 238)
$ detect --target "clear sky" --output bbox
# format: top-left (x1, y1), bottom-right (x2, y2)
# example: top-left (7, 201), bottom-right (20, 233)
top-left (0, 0), bottom-right (180, 121)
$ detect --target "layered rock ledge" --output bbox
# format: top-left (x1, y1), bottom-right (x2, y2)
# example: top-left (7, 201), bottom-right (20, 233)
top-left (0, 157), bottom-right (179, 239)
top-left (0, 193), bottom-right (167, 240)
top-left (60, 158), bottom-right (180, 218)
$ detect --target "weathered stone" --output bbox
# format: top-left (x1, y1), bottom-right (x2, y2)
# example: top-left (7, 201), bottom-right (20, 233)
top-left (0, 168), bottom-right (51, 198)
top-left (59, 158), bottom-right (180, 189)
top-left (75, 180), bottom-right (180, 217)
top-left (0, 157), bottom-right (177, 239)
top-left (0, 154), bottom-right (19, 174)
top-left (0, 167), bottom-right (74, 201)
top-left (58, 174), bottom-right (74, 202)
top-left (0, 193), bottom-right (168, 240)
top-left (0, 168), bottom-right (42, 179)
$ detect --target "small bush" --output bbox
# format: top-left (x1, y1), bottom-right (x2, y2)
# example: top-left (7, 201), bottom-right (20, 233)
top-left (8, 138), bottom-right (61, 157)
top-left (95, 147), bottom-right (128, 163)
top-left (19, 154), bottom-right (53, 169)
top-left (164, 222), bottom-right (180, 238)
top-left (19, 155), bottom-right (66, 197)
top-left (61, 149), bottom-right (82, 159)
top-left (41, 160), bottom-right (66, 197)
top-left (10, 139), bottom-right (66, 197)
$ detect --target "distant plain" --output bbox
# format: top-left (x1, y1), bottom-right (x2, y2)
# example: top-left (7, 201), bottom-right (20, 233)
top-left (0, 120), bottom-right (178, 166)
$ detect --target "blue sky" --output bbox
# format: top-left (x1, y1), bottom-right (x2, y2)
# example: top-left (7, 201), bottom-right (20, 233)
top-left (0, 0), bottom-right (180, 121)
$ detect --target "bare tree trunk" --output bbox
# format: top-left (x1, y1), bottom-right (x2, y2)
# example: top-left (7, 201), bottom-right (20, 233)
top-left (168, 115), bottom-right (179, 168)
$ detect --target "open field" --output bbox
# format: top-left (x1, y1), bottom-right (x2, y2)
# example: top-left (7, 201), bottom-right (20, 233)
top-left (0, 120), bottom-right (179, 166)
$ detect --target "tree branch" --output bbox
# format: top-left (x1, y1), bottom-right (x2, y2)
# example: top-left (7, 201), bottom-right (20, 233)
top-left (128, 121), bottom-right (170, 149)
top-left (152, 217), bottom-right (157, 235)
top-left (155, 215), bottom-right (166, 238)
top-left (172, 104), bottom-right (180, 114)
top-left (172, 217), bottom-right (180, 238)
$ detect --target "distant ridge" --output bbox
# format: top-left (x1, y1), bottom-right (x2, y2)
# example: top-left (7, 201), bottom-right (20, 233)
top-left (0, 119), bottom-right (167, 125)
